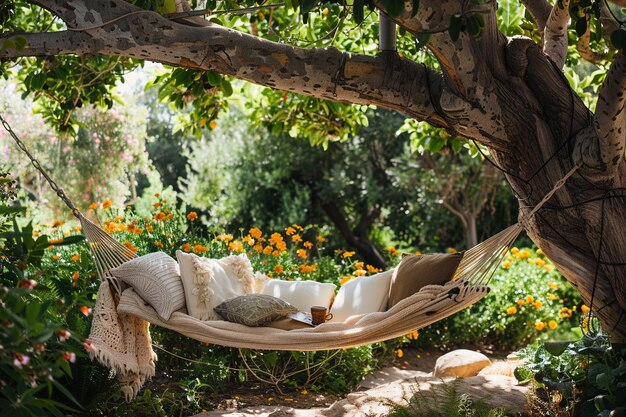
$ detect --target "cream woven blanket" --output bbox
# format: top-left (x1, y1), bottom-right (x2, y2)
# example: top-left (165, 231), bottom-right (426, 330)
top-left (87, 280), bottom-right (157, 401)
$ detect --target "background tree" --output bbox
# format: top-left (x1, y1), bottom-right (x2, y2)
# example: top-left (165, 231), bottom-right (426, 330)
top-left (1, 0), bottom-right (626, 343)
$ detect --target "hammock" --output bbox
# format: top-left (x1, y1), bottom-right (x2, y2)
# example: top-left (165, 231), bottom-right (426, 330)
top-left (0, 112), bottom-right (579, 399)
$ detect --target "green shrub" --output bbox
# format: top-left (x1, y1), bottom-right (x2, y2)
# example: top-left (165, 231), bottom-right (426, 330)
top-left (412, 246), bottom-right (583, 351)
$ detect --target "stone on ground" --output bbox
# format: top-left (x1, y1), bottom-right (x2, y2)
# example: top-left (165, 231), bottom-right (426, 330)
top-left (433, 349), bottom-right (491, 377)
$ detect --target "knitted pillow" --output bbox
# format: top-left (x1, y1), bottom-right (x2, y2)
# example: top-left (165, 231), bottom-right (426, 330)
top-left (176, 251), bottom-right (256, 321)
top-left (329, 270), bottom-right (393, 322)
top-left (387, 252), bottom-right (464, 308)
top-left (110, 251), bottom-right (184, 320)
top-left (214, 294), bottom-right (299, 327)
top-left (260, 279), bottom-right (336, 312)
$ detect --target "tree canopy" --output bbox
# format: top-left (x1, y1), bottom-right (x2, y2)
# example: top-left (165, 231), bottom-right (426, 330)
top-left (1, 0), bottom-right (626, 343)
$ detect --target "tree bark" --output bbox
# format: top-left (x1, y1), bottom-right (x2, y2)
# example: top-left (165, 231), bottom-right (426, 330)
top-left (2, 0), bottom-right (626, 342)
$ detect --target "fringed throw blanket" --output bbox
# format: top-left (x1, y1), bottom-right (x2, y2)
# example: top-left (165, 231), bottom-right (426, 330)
top-left (86, 279), bottom-right (157, 401)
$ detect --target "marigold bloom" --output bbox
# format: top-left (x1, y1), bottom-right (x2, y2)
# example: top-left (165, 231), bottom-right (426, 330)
top-left (528, 258), bottom-right (536, 264)
top-left (534, 321), bottom-right (546, 331)
top-left (355, 261), bottom-right (364, 270)
top-left (303, 241), bottom-right (313, 249)
top-left (153, 211), bottom-right (166, 222)
top-left (511, 247), bottom-right (519, 254)
top-left (387, 246), bottom-right (399, 256)
top-left (300, 264), bottom-right (317, 273)
top-left (88, 202), bottom-right (99, 210)
top-left (342, 251), bottom-right (355, 258)
top-left (275, 241), bottom-right (287, 252)
top-left (534, 300), bottom-right (543, 309)
top-left (49, 238), bottom-right (64, 245)
top-left (548, 293), bottom-right (558, 301)
top-left (501, 261), bottom-right (512, 269)
top-left (516, 299), bottom-right (525, 306)
top-left (354, 269), bottom-right (367, 277)
top-left (544, 264), bottom-right (554, 272)
top-left (316, 236), bottom-right (327, 243)
top-left (582, 317), bottom-right (590, 333)
top-left (269, 233), bottom-right (284, 245)
top-left (229, 240), bottom-right (244, 253)
top-left (446, 247), bottom-right (458, 253)
top-left (548, 281), bottom-right (559, 291)
top-left (414, 250), bottom-right (422, 256)
top-left (209, 120), bottom-right (218, 129)
top-left (297, 249), bottom-right (307, 259)
top-left (506, 306), bottom-right (517, 315)
top-left (72, 271), bottom-right (80, 281)
top-left (525, 295), bottom-right (534, 304)
top-left (291, 234), bottom-right (302, 243)
top-left (560, 307), bottom-right (573, 318)
top-left (366, 264), bottom-right (379, 273)
top-left (339, 276), bottom-right (353, 285)
top-left (243, 235), bottom-right (255, 245)
top-left (181, 243), bottom-right (191, 252)
top-left (581, 304), bottom-right (591, 314)
top-left (79, 305), bottom-right (92, 316)
top-left (154, 241), bottom-right (164, 248)
top-left (52, 254), bottom-right (60, 261)
top-left (396, 349), bottom-right (404, 358)
top-left (71, 254), bottom-right (80, 262)
top-left (407, 329), bottom-right (419, 340)
top-left (274, 265), bottom-right (284, 275)
top-left (193, 244), bottom-right (209, 254)
top-left (548, 320), bottom-right (558, 330)
top-left (535, 259), bottom-right (546, 267)
top-left (249, 228), bottom-right (263, 239)
top-left (536, 248), bottom-right (544, 255)
top-left (253, 244), bottom-right (263, 253)
top-left (217, 234), bottom-right (233, 242)
top-left (102, 199), bottom-right (112, 209)
top-left (285, 226), bottom-right (296, 236)
top-left (272, 250), bottom-right (280, 257)
top-left (187, 211), bottom-right (198, 221)
top-left (517, 249), bottom-right (531, 259)
top-left (123, 241), bottom-right (138, 253)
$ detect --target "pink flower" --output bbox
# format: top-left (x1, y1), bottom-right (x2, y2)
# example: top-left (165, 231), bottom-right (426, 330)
top-left (57, 329), bottom-right (71, 342)
top-left (19, 279), bottom-right (37, 291)
top-left (62, 352), bottom-right (76, 363)
top-left (13, 353), bottom-right (30, 368)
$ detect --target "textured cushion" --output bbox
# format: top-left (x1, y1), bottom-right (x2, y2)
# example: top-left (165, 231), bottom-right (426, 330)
top-left (176, 251), bottom-right (256, 321)
top-left (260, 279), bottom-right (336, 312)
top-left (214, 294), bottom-right (298, 327)
top-left (111, 251), bottom-right (184, 321)
top-left (329, 270), bottom-right (393, 322)
top-left (387, 252), bottom-right (464, 308)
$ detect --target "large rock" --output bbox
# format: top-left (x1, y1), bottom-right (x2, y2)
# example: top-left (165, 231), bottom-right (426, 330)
top-left (433, 349), bottom-right (492, 377)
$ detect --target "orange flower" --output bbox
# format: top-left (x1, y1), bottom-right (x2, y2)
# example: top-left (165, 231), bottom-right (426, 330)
top-left (88, 202), bottom-right (99, 210)
top-left (193, 244), bottom-right (209, 254)
top-left (559, 307), bottom-right (573, 318)
top-left (414, 250), bottom-right (422, 256)
top-left (249, 228), bottom-right (263, 239)
top-left (79, 305), bottom-right (92, 316)
top-left (72, 271), bottom-right (80, 280)
top-left (285, 226), bottom-right (296, 236)
top-left (581, 304), bottom-right (591, 314)
top-left (534, 300), bottom-right (543, 309)
top-left (354, 269), bottom-right (367, 277)
top-left (525, 295), bottom-right (534, 304)
top-left (548, 320), bottom-right (558, 330)
top-left (102, 199), bottom-right (112, 209)
top-left (243, 235), bottom-right (255, 245)
top-left (217, 234), bottom-right (233, 242)
top-left (275, 241), bottom-right (287, 252)
top-left (123, 241), bottom-right (138, 253)
top-left (49, 238), bottom-right (64, 245)
top-left (253, 244), bottom-right (263, 253)
top-left (154, 241), bottom-right (164, 248)
top-left (181, 243), bottom-right (191, 252)
top-left (291, 234), bottom-right (302, 243)
top-left (296, 249), bottom-right (307, 259)
top-left (145, 223), bottom-right (153, 233)
top-left (316, 236), bottom-right (327, 243)
top-left (209, 120), bottom-right (218, 129)
top-left (300, 264), bottom-right (317, 273)
top-left (516, 299), bottom-right (525, 306)
top-left (153, 211), bottom-right (166, 222)
top-left (342, 251), bottom-right (355, 258)
top-left (263, 246), bottom-right (273, 255)
top-left (273, 265), bottom-right (284, 275)
top-left (534, 321), bottom-right (546, 331)
top-left (339, 276), bottom-right (353, 285)
top-left (446, 247), bottom-right (458, 253)
top-left (396, 348), bottom-right (404, 358)
top-left (52, 254), bottom-right (60, 261)
top-left (303, 241), bottom-right (313, 249)
top-left (187, 212), bottom-right (198, 221)
top-left (355, 261), bottom-right (364, 270)
top-left (406, 329), bottom-right (419, 340)
top-left (228, 240), bottom-right (244, 253)
top-left (366, 264), bottom-right (379, 273)
top-left (506, 306), bottom-right (517, 315)
top-left (269, 233), bottom-right (284, 245)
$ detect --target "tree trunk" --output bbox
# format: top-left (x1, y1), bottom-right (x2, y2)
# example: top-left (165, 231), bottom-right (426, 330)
top-left (466, 214), bottom-right (478, 249)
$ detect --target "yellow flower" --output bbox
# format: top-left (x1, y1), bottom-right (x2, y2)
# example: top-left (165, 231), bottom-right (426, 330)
top-left (535, 258), bottom-right (546, 267)
top-left (582, 317), bottom-right (590, 333)
top-left (548, 281), bottom-right (559, 291)
top-left (511, 247), bottom-right (519, 254)
top-left (339, 276), bottom-right (353, 285)
top-left (355, 261), bottom-right (364, 270)
top-left (291, 234), bottom-right (302, 243)
top-left (321, 8), bottom-right (329, 15)
top-left (536, 248), bottom-right (544, 255)
top-left (548, 320), bottom-right (558, 330)
top-left (354, 269), bottom-right (367, 277)
top-left (517, 249), bottom-right (531, 259)
top-left (187, 212), bottom-right (198, 221)
top-left (51, 219), bottom-right (63, 228)
top-left (71, 254), bottom-right (80, 262)
top-left (249, 228), bottom-right (263, 239)
top-left (559, 307), bottom-right (573, 318)
top-left (396, 348), bottom-right (404, 358)
top-left (88, 202), bottom-right (99, 210)
top-left (316, 235), bottom-right (327, 243)
top-left (303, 241), bottom-right (313, 249)
top-left (501, 261), bottom-right (512, 269)
top-left (273, 265), bottom-right (284, 275)
top-left (297, 249), bottom-right (307, 259)
top-left (52, 254), bottom-right (60, 261)
top-left (285, 226), bottom-right (296, 236)
top-left (102, 199), bottom-right (112, 209)
top-left (387, 246), bottom-right (399, 256)
top-left (534, 300), bottom-right (543, 309)
top-left (506, 306), bottom-right (517, 315)
top-left (528, 258), bottom-right (536, 264)
top-left (366, 264), bottom-right (379, 273)
top-left (548, 293), bottom-right (558, 301)
top-left (535, 321), bottom-right (546, 331)
top-left (123, 241), bottom-right (138, 253)
top-left (217, 234), bottom-right (233, 242)
top-left (153, 211), bottom-right (166, 222)
top-left (406, 329), bottom-right (419, 340)
top-left (581, 304), bottom-right (591, 314)
top-left (228, 240), bottom-right (244, 253)
top-left (414, 250), bottom-right (422, 256)
top-left (209, 120), bottom-right (218, 129)
top-left (516, 299), bottom-right (525, 306)
top-left (193, 244), bottom-right (209, 254)
top-left (525, 295), bottom-right (534, 304)
top-left (342, 251), bottom-right (355, 258)
top-left (154, 241), bottom-right (164, 248)
top-left (181, 243), bottom-right (191, 252)
top-left (243, 235), bottom-right (255, 246)
top-left (544, 264), bottom-right (554, 272)
top-left (446, 247), bottom-right (458, 253)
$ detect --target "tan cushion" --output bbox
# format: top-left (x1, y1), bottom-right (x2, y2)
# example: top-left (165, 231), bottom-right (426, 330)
top-left (111, 252), bottom-right (184, 320)
top-left (214, 294), bottom-right (298, 327)
top-left (388, 252), bottom-right (464, 308)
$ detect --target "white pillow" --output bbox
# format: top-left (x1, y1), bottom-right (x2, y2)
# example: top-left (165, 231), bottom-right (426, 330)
top-left (111, 251), bottom-right (184, 321)
top-left (260, 279), bottom-right (336, 312)
top-left (176, 251), bottom-right (255, 320)
top-left (329, 270), bottom-right (393, 322)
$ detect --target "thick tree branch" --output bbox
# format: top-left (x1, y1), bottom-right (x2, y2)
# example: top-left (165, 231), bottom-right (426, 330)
top-left (520, 0), bottom-right (551, 36)
top-left (577, 15), bottom-right (607, 64)
top-left (2, 1), bottom-right (449, 129)
top-left (543, 0), bottom-right (571, 69)
top-left (595, 51), bottom-right (626, 174)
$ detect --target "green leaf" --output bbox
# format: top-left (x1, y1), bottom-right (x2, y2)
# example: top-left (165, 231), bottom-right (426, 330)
top-left (449, 13), bottom-right (462, 42)
top-left (221, 80), bottom-right (233, 97)
top-left (543, 341), bottom-right (571, 356)
top-left (611, 29), bottom-right (626, 49)
top-left (382, 0), bottom-right (404, 18)
top-left (30, 72), bottom-right (47, 90)
top-left (410, 0), bottom-right (420, 17)
top-left (415, 32), bottom-right (431, 48)
top-left (353, 0), bottom-right (364, 24)
top-left (49, 235), bottom-right (85, 246)
top-left (300, 0), bottom-right (318, 15)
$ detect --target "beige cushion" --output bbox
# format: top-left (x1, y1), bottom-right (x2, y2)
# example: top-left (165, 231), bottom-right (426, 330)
top-left (176, 251), bottom-right (255, 321)
top-left (111, 252), bottom-right (184, 320)
top-left (260, 279), bottom-right (336, 312)
top-left (329, 270), bottom-right (393, 322)
top-left (388, 252), bottom-right (464, 308)
top-left (214, 294), bottom-right (298, 327)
